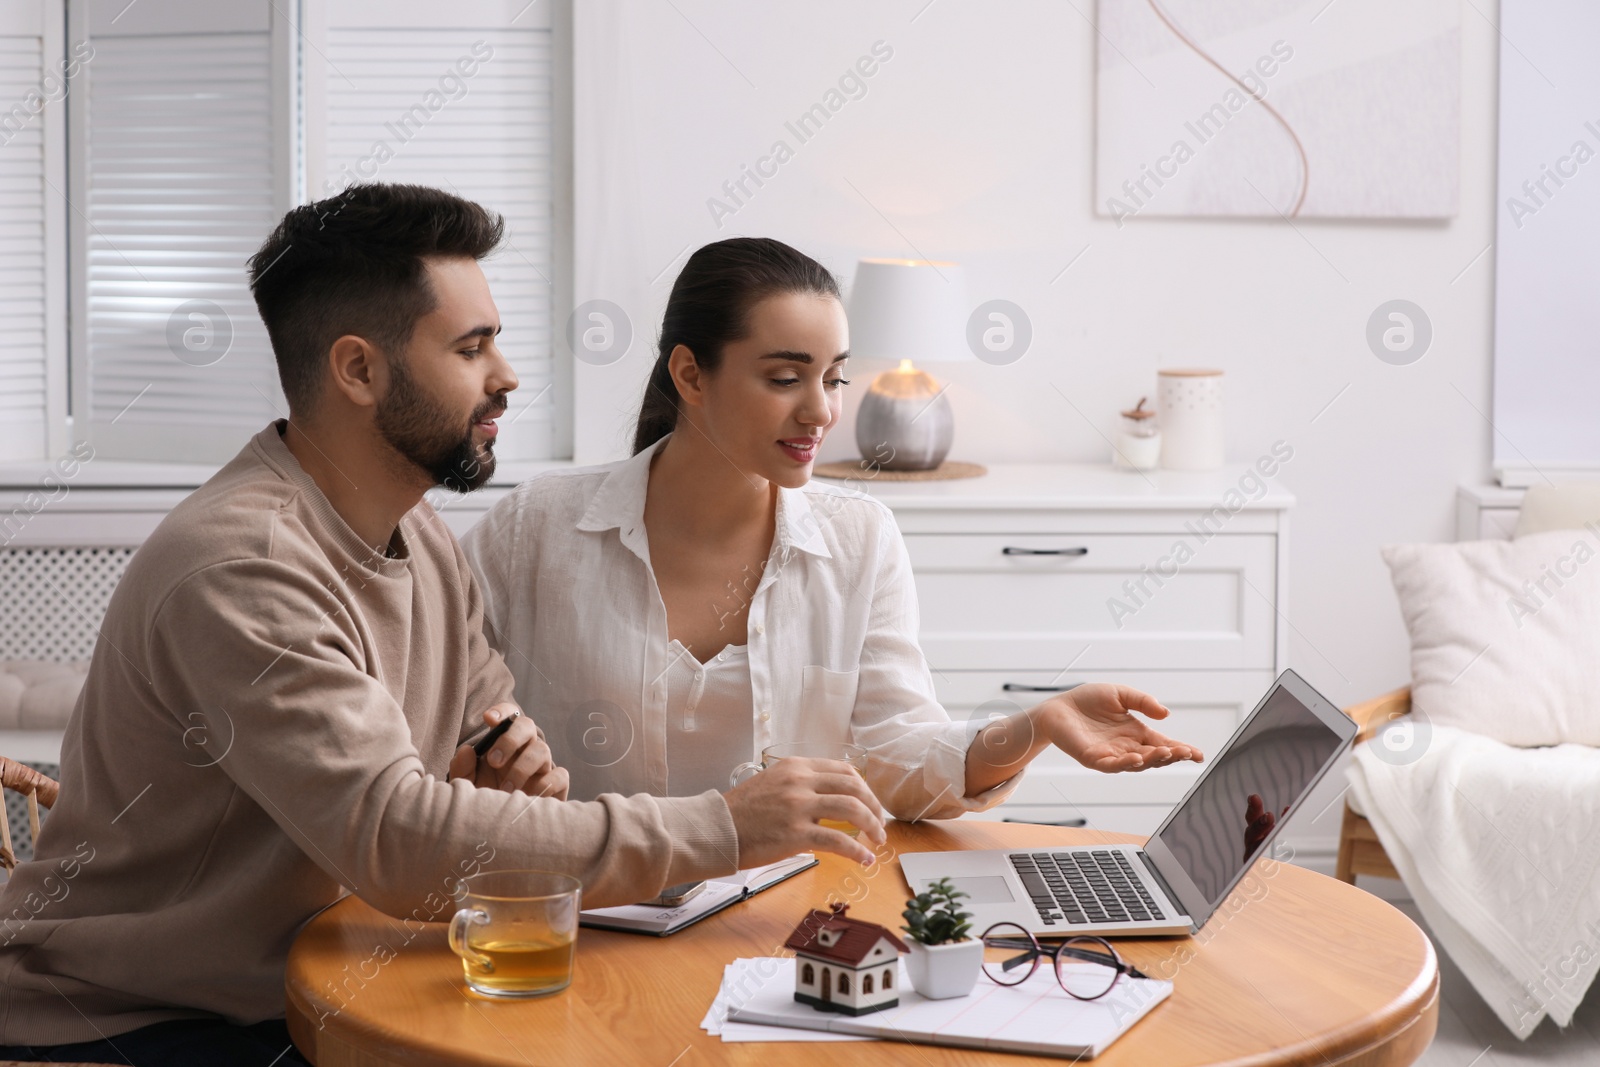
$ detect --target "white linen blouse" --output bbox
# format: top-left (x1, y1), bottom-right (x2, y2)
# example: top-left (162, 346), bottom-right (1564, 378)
top-left (460, 436), bottom-right (1021, 820)
top-left (661, 640), bottom-right (753, 797)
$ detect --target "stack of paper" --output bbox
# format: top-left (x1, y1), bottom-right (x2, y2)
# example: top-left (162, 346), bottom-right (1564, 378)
top-left (701, 958), bottom-right (870, 1043)
top-left (709, 957), bottom-right (1173, 1058)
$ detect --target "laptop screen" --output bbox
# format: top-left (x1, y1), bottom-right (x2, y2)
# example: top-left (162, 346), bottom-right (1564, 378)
top-left (1151, 681), bottom-right (1348, 908)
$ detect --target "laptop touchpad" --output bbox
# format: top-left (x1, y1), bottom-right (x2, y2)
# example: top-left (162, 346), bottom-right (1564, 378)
top-left (945, 876), bottom-right (1016, 904)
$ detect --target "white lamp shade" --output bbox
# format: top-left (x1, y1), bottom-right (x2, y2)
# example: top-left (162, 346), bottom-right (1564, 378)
top-left (847, 258), bottom-right (973, 363)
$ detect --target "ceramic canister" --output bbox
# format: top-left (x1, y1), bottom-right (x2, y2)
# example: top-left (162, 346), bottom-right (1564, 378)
top-left (1157, 369), bottom-right (1224, 471)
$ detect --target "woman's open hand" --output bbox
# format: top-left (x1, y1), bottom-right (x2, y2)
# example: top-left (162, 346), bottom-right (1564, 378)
top-left (1042, 683), bottom-right (1204, 773)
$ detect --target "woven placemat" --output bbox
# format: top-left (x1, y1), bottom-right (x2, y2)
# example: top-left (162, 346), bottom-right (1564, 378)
top-left (813, 460), bottom-right (988, 482)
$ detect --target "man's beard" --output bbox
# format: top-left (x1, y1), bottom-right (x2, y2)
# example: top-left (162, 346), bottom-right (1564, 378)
top-left (374, 356), bottom-right (504, 493)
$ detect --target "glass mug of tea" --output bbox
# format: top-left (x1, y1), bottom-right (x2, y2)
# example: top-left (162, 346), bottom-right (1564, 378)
top-left (730, 741), bottom-right (870, 838)
top-left (448, 870), bottom-right (582, 998)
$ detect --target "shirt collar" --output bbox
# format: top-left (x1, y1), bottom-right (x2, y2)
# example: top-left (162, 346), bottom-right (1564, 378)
top-left (575, 434), bottom-right (832, 561)
top-left (775, 484), bottom-right (832, 560)
top-left (573, 436), bottom-right (658, 565)
top-left (575, 437), bottom-right (659, 537)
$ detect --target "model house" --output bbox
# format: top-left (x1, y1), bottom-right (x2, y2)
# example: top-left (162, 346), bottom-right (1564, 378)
top-left (783, 903), bottom-right (908, 1015)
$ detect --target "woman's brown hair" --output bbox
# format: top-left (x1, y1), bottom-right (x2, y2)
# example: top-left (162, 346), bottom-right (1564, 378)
top-left (633, 237), bottom-right (839, 454)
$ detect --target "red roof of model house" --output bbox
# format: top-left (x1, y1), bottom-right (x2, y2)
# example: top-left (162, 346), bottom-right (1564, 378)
top-left (783, 903), bottom-right (909, 966)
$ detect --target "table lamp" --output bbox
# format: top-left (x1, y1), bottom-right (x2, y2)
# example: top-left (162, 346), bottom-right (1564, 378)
top-left (847, 258), bottom-right (973, 471)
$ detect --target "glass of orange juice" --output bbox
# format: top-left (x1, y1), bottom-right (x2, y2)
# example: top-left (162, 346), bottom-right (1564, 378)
top-left (448, 870), bottom-right (581, 998)
top-left (730, 742), bottom-right (870, 837)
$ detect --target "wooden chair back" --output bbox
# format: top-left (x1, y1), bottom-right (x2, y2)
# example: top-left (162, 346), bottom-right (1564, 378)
top-left (1335, 687), bottom-right (1411, 884)
top-left (0, 756), bottom-right (59, 874)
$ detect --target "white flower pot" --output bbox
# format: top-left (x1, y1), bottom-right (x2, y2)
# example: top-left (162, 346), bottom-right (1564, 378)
top-left (904, 938), bottom-right (983, 1000)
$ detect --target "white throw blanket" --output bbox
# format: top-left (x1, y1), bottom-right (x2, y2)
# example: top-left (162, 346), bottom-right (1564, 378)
top-left (1348, 725), bottom-right (1600, 1038)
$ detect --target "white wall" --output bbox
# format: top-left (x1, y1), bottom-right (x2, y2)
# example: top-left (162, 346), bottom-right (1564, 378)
top-left (574, 0), bottom-right (1498, 721)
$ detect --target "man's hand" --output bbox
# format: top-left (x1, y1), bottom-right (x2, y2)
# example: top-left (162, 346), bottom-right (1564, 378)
top-left (723, 757), bottom-right (887, 869)
top-left (1042, 683), bottom-right (1204, 773)
top-left (448, 704), bottom-right (570, 799)
top-left (1243, 792), bottom-right (1288, 861)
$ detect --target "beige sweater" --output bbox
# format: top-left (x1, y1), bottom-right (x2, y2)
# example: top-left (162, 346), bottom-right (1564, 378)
top-left (0, 424), bottom-right (739, 1045)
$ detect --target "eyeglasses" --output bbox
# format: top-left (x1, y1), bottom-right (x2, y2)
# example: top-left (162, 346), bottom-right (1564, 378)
top-left (979, 923), bottom-right (1149, 1000)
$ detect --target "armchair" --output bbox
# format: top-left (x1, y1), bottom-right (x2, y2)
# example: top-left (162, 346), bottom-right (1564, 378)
top-left (1334, 687), bottom-right (1409, 884)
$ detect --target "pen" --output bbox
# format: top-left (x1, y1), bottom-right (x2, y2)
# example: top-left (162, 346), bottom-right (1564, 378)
top-left (447, 710), bottom-right (523, 782)
top-left (473, 710), bottom-right (521, 758)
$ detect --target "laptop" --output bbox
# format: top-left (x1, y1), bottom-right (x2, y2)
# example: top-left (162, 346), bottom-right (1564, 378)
top-left (899, 669), bottom-right (1356, 937)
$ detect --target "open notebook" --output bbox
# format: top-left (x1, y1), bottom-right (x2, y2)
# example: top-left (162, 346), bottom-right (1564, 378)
top-left (579, 854), bottom-right (817, 936)
top-left (726, 956), bottom-right (1171, 1059)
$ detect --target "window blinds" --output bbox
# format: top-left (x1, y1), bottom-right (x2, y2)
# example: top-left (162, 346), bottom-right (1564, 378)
top-left (70, 2), bottom-right (287, 463)
top-left (0, 0), bottom-right (62, 462)
top-left (27, 0), bottom-right (565, 466)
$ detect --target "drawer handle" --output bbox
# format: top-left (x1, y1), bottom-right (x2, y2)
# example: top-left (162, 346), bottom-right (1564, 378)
top-left (1002, 817), bottom-right (1089, 828)
top-left (1002, 682), bottom-right (1084, 693)
top-left (1001, 546), bottom-right (1089, 557)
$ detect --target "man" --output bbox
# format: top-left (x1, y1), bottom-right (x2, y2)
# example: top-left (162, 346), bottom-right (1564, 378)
top-left (0, 184), bottom-right (887, 1066)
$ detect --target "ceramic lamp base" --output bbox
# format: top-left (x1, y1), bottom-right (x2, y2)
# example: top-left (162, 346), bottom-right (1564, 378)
top-left (854, 365), bottom-right (953, 471)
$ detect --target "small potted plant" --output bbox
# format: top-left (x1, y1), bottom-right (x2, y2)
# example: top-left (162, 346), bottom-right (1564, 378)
top-left (901, 877), bottom-right (982, 999)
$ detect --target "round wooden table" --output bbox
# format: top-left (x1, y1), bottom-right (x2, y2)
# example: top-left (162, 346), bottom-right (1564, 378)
top-left (285, 820), bottom-right (1438, 1066)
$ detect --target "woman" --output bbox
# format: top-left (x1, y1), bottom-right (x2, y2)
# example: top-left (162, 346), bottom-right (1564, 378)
top-left (462, 238), bottom-right (1201, 825)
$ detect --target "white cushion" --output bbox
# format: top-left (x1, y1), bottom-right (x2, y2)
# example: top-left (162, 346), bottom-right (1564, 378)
top-left (1515, 483), bottom-right (1600, 539)
top-left (0, 660), bottom-right (88, 731)
top-left (1383, 530), bottom-right (1600, 747)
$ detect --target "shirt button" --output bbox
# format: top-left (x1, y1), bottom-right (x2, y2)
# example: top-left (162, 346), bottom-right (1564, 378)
top-left (760, 712), bottom-right (771, 722)
top-left (755, 623), bottom-right (766, 636)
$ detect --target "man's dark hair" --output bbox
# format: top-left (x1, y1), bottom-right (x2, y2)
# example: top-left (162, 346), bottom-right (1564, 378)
top-left (247, 183), bottom-right (504, 412)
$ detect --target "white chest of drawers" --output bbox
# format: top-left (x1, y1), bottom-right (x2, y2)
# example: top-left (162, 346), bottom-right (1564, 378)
top-left (847, 464), bottom-right (1293, 835)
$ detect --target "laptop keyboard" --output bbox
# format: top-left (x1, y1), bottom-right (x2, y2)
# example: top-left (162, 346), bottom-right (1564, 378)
top-left (1008, 851), bottom-right (1167, 927)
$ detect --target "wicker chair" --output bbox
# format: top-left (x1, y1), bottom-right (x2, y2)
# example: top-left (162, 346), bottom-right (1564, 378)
top-left (0, 756), bottom-right (58, 874)
top-left (0, 760), bottom-right (120, 1067)
top-left (1334, 687), bottom-right (1411, 883)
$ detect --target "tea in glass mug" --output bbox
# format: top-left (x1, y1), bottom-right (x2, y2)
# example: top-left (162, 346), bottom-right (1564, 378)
top-left (448, 870), bottom-right (581, 997)
top-left (730, 741), bottom-right (870, 837)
